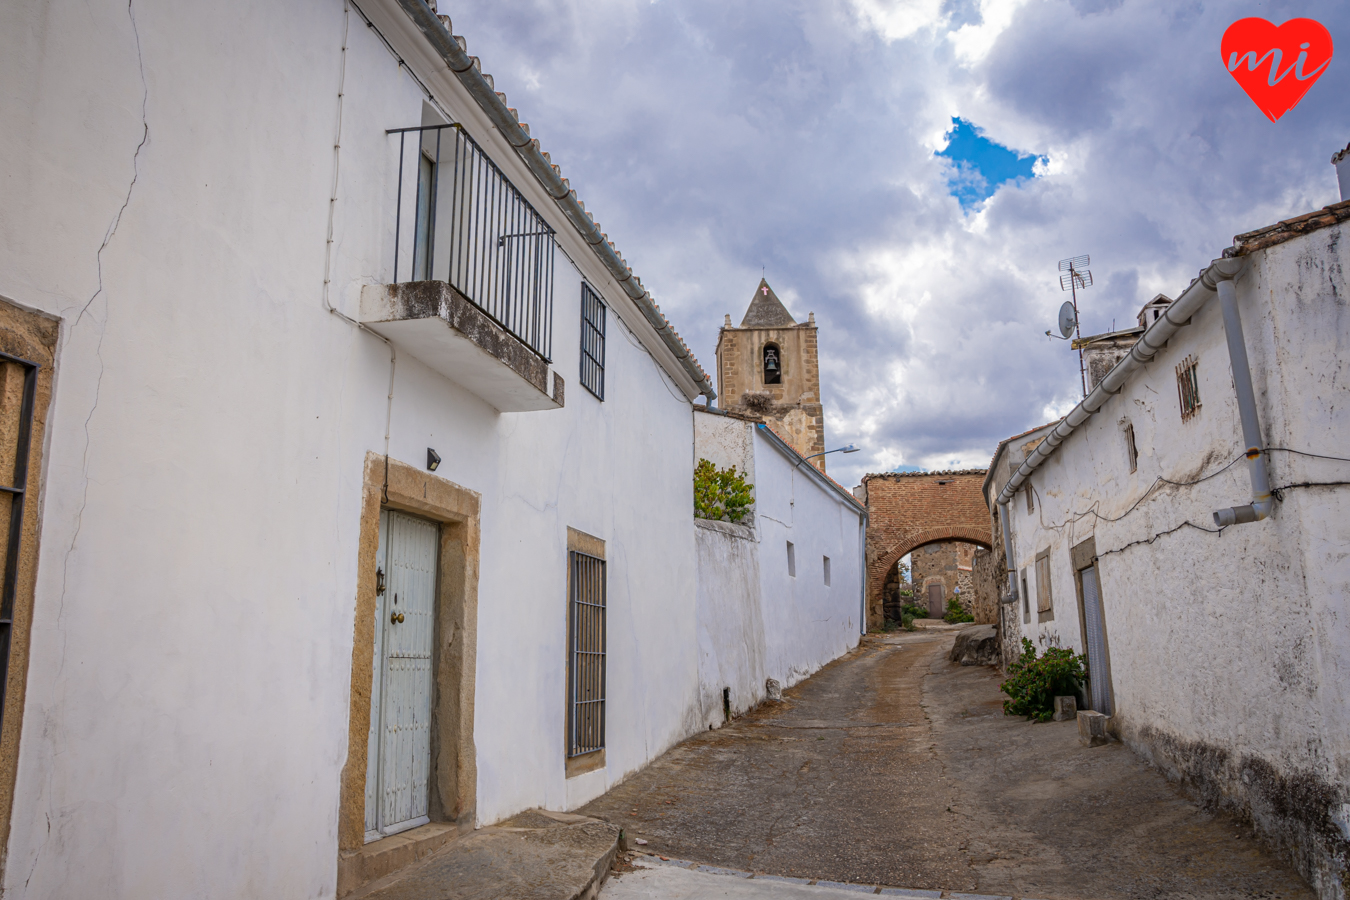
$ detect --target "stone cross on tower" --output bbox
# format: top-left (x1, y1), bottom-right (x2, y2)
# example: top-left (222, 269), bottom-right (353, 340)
top-left (714, 279), bottom-right (825, 469)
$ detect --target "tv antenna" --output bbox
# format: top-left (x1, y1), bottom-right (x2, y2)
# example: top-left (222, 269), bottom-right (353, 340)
top-left (1057, 254), bottom-right (1092, 397)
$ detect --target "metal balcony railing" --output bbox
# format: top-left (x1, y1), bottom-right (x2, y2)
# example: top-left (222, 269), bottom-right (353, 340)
top-left (388, 123), bottom-right (555, 360)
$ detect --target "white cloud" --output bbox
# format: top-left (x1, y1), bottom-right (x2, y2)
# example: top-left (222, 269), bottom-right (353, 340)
top-left (847, 0), bottom-right (946, 42)
top-left (948, 0), bottom-right (1033, 65)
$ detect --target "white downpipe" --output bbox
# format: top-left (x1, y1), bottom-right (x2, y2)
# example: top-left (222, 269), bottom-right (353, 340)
top-left (1212, 273), bottom-right (1275, 526)
top-left (996, 256), bottom-right (1272, 527)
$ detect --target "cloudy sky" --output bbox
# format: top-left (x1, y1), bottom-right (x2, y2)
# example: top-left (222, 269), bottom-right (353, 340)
top-left (444, 0), bottom-right (1349, 487)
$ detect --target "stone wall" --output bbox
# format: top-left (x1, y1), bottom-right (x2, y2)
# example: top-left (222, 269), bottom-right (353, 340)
top-left (971, 546), bottom-right (1000, 626)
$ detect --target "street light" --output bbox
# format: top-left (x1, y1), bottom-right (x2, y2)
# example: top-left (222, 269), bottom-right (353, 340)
top-left (804, 443), bottom-right (860, 461)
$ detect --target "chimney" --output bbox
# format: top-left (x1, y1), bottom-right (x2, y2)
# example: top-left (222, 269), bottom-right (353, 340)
top-left (1333, 142), bottom-right (1350, 202)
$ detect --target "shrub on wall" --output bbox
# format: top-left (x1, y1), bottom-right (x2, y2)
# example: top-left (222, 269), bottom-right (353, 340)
top-left (1000, 639), bottom-right (1087, 722)
top-left (694, 459), bottom-right (754, 523)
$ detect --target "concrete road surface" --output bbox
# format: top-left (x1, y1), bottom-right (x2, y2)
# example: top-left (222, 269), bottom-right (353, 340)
top-left (585, 631), bottom-right (1311, 900)
top-left (602, 858), bottom-right (952, 898)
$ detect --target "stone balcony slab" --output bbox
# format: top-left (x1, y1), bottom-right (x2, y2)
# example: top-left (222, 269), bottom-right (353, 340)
top-left (360, 282), bottom-right (563, 412)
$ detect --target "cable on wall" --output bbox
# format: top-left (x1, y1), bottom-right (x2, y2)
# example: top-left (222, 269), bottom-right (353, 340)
top-left (324, 0), bottom-right (398, 503)
top-left (1026, 445), bottom-right (1350, 560)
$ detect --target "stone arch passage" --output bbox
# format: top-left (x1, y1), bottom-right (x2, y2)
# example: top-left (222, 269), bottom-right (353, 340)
top-left (858, 470), bottom-right (991, 630)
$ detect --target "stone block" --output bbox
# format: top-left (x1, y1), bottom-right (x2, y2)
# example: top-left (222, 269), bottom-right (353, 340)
top-left (1077, 710), bottom-right (1110, 747)
top-left (765, 678), bottom-right (783, 701)
top-left (1053, 695), bottom-right (1077, 722)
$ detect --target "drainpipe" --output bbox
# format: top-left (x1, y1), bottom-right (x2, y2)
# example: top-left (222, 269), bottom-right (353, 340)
top-left (859, 512), bottom-right (867, 637)
top-left (998, 500), bottom-right (1018, 603)
top-left (1208, 259), bottom-right (1275, 526)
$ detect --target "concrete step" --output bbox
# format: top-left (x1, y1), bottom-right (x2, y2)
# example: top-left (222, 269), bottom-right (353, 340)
top-left (350, 809), bottom-right (620, 900)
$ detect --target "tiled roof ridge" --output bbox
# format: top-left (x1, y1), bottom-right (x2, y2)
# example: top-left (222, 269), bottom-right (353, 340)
top-left (1225, 198), bottom-right (1350, 258)
top-left (402, 1), bottom-right (714, 399)
top-left (863, 468), bottom-right (987, 481)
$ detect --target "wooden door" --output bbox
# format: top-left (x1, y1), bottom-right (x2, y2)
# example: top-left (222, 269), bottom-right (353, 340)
top-left (927, 583), bottom-right (943, 618)
top-left (365, 510), bottom-right (438, 839)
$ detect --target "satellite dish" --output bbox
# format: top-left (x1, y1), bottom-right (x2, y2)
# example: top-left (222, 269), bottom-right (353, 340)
top-left (1058, 301), bottom-right (1077, 338)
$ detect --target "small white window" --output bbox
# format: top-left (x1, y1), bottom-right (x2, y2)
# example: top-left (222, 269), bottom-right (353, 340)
top-left (786, 541), bottom-right (796, 577)
top-left (823, 556), bottom-right (831, 586)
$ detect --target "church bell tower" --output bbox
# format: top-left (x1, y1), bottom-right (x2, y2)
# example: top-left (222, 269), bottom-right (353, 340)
top-left (715, 279), bottom-right (826, 470)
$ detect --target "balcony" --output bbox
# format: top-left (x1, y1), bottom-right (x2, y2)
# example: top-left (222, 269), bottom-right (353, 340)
top-left (360, 123), bottom-right (562, 412)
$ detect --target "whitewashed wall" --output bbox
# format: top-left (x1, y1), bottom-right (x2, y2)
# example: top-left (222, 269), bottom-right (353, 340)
top-left (0, 1), bottom-right (703, 896)
top-left (693, 413), bottom-right (863, 729)
top-left (1002, 226), bottom-right (1350, 898)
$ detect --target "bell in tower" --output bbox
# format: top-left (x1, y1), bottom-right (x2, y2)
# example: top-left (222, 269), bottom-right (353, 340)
top-left (763, 344), bottom-right (782, 384)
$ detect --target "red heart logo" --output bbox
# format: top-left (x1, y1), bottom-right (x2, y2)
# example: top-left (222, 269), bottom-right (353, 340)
top-left (1222, 18), bottom-right (1333, 122)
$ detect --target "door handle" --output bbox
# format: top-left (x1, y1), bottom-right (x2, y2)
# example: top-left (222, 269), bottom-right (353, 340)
top-left (391, 612), bottom-right (405, 624)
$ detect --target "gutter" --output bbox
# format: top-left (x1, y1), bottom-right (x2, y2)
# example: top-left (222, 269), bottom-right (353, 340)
top-left (394, 0), bottom-right (716, 401)
top-left (996, 256), bottom-right (1271, 528)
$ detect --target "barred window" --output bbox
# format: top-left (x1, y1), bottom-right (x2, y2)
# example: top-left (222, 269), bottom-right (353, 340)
top-left (580, 284), bottom-right (606, 400)
top-left (1177, 355), bottom-right (1201, 421)
top-left (568, 551), bottom-right (606, 757)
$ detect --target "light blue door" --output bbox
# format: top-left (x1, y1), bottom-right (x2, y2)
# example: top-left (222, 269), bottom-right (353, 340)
top-left (365, 510), bottom-right (439, 839)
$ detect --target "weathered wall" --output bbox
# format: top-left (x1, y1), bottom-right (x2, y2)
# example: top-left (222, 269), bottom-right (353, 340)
top-left (1001, 225), bottom-right (1350, 899)
top-left (860, 471), bottom-right (991, 630)
top-left (693, 412), bottom-right (863, 727)
top-left (971, 547), bottom-right (999, 626)
top-left (0, 2), bottom-right (704, 896)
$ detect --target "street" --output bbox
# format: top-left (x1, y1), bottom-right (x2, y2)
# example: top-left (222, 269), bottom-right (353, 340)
top-left (590, 631), bottom-right (1311, 900)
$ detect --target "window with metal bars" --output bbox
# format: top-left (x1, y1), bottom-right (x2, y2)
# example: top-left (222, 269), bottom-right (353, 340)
top-left (567, 551), bottom-right (606, 757)
top-left (0, 351), bottom-right (37, 736)
top-left (579, 284), bottom-right (606, 400)
top-left (1177, 355), bottom-right (1201, 422)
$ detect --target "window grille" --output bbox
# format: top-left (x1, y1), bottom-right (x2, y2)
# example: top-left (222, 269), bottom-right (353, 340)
top-left (567, 551), bottom-right (606, 757)
top-left (1176, 355), bottom-right (1201, 422)
top-left (387, 123), bottom-right (556, 360)
top-left (579, 284), bottom-right (606, 400)
top-left (0, 352), bottom-right (38, 735)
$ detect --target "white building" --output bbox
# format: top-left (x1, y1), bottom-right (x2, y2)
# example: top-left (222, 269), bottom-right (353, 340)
top-left (692, 408), bottom-right (865, 726)
top-left (0, 1), bottom-right (729, 896)
top-left (988, 203), bottom-right (1350, 898)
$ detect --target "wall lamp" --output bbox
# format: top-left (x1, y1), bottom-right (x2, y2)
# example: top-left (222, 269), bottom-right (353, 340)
top-left (804, 443), bottom-right (860, 461)
top-left (427, 448), bottom-right (441, 472)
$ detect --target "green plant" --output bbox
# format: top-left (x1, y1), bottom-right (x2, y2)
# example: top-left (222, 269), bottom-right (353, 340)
top-left (693, 459), bottom-right (754, 523)
top-left (901, 611), bottom-right (917, 631)
top-left (943, 598), bottom-right (974, 624)
top-left (901, 602), bottom-right (928, 620)
top-left (1000, 638), bottom-right (1088, 722)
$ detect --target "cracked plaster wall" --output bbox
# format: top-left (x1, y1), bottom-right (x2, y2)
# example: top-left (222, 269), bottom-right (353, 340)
top-left (0, 1), bottom-right (701, 896)
top-left (1003, 227), bottom-right (1350, 898)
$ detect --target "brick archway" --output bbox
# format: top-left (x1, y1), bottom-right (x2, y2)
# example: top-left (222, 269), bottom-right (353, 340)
top-left (859, 470), bottom-right (991, 629)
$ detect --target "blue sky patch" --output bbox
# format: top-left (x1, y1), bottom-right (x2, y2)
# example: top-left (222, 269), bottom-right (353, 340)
top-left (937, 118), bottom-right (1041, 210)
